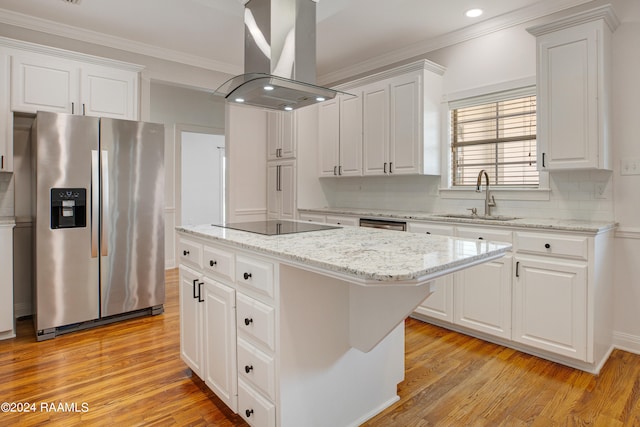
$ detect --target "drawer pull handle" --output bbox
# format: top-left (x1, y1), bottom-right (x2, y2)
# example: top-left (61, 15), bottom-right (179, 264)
top-left (244, 318), bottom-right (253, 326)
top-left (183, 250), bottom-right (189, 256)
top-left (244, 365), bottom-right (253, 373)
top-left (245, 409), bottom-right (254, 418)
top-left (209, 260), bottom-right (217, 267)
top-left (243, 272), bottom-right (252, 280)
top-left (545, 243), bottom-right (551, 249)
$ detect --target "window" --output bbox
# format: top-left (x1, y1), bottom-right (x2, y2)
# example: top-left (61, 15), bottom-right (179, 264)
top-left (451, 93), bottom-right (538, 187)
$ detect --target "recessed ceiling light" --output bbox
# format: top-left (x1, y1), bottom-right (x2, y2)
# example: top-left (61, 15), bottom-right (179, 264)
top-left (465, 8), bottom-right (483, 18)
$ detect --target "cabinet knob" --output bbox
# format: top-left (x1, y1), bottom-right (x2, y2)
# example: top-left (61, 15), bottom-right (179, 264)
top-left (209, 260), bottom-right (217, 267)
top-left (245, 409), bottom-right (254, 418)
top-left (545, 243), bottom-right (551, 249)
top-left (478, 237), bottom-right (484, 240)
top-left (245, 365), bottom-right (254, 373)
top-left (426, 231), bottom-right (431, 235)
top-left (183, 250), bottom-right (189, 256)
top-left (244, 318), bottom-right (253, 326)
top-left (243, 272), bottom-right (252, 280)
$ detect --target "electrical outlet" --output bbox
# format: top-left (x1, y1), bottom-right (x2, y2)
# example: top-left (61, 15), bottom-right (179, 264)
top-left (595, 183), bottom-right (606, 199)
top-left (621, 158), bottom-right (640, 175)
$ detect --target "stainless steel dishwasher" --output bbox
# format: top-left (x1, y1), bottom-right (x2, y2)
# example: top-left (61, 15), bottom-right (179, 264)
top-left (359, 218), bottom-right (407, 231)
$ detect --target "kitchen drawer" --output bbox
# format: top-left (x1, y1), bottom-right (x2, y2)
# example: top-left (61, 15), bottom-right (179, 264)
top-left (236, 255), bottom-right (274, 298)
top-left (237, 293), bottom-right (275, 351)
top-left (325, 215), bottom-right (359, 226)
top-left (179, 238), bottom-right (203, 269)
top-left (238, 378), bottom-right (276, 427)
top-left (407, 222), bottom-right (454, 236)
top-left (203, 245), bottom-right (234, 282)
top-left (237, 337), bottom-right (276, 400)
top-left (456, 227), bottom-right (513, 245)
top-left (515, 232), bottom-right (588, 260)
top-left (299, 213), bottom-right (326, 223)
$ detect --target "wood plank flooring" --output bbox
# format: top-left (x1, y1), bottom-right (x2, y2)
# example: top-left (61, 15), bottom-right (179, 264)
top-left (0, 268), bottom-right (639, 426)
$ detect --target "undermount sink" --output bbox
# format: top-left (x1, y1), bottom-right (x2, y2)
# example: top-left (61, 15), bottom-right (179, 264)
top-left (435, 214), bottom-right (520, 221)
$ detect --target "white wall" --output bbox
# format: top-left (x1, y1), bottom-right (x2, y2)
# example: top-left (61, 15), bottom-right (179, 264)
top-left (149, 82), bottom-right (225, 268)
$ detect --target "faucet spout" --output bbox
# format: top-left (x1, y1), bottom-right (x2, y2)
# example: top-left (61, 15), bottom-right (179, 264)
top-left (476, 170), bottom-right (496, 216)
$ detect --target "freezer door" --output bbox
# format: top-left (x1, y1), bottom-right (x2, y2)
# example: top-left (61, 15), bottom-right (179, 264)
top-left (99, 118), bottom-right (165, 316)
top-left (33, 112), bottom-right (100, 331)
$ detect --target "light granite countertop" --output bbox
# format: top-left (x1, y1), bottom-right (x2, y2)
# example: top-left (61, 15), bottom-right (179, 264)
top-left (0, 217), bottom-right (15, 226)
top-left (300, 208), bottom-right (617, 234)
top-left (177, 223), bottom-right (511, 284)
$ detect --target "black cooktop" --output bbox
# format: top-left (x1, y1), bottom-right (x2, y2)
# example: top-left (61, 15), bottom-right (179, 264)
top-left (213, 220), bottom-right (340, 236)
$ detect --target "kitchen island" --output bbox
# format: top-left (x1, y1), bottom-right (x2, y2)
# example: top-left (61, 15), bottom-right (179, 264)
top-left (176, 223), bottom-right (510, 427)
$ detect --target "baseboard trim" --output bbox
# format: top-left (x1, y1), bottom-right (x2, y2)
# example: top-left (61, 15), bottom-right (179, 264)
top-left (613, 331), bottom-right (640, 355)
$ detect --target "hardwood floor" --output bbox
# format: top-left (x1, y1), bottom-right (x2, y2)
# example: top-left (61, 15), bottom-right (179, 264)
top-left (1, 269), bottom-right (639, 426)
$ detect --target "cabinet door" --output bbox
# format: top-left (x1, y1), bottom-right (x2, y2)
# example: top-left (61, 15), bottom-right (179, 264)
top-left (203, 277), bottom-right (238, 412)
top-left (11, 53), bottom-right (78, 114)
top-left (537, 23), bottom-right (600, 170)
top-left (278, 161), bottom-right (296, 219)
top-left (80, 65), bottom-right (138, 120)
top-left (408, 222), bottom-right (455, 322)
top-left (0, 226), bottom-right (14, 335)
top-left (267, 112), bottom-right (296, 160)
top-left (318, 99), bottom-right (340, 176)
top-left (266, 163), bottom-right (279, 219)
top-left (454, 254), bottom-right (512, 339)
top-left (179, 267), bottom-right (203, 376)
top-left (339, 93), bottom-right (363, 176)
top-left (362, 83), bottom-right (388, 175)
top-left (0, 52), bottom-right (11, 172)
top-left (513, 256), bottom-right (587, 360)
top-left (389, 73), bottom-right (421, 175)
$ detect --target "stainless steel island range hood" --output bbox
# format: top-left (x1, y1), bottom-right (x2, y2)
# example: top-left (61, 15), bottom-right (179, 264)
top-left (215, 0), bottom-right (348, 111)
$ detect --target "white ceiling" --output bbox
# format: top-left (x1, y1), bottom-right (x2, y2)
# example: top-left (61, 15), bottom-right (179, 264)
top-left (0, 0), bottom-right (594, 83)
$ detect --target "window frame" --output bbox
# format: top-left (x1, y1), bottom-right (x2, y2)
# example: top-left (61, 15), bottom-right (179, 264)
top-left (439, 79), bottom-right (549, 202)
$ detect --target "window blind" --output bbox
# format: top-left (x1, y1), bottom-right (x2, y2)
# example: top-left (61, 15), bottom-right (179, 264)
top-left (451, 94), bottom-right (538, 187)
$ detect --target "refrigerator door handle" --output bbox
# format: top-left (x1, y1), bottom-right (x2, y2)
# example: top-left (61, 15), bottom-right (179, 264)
top-left (101, 151), bottom-right (109, 256)
top-left (91, 150), bottom-right (99, 258)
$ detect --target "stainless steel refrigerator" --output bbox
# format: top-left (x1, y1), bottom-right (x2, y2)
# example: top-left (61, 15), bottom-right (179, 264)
top-left (32, 111), bottom-right (165, 340)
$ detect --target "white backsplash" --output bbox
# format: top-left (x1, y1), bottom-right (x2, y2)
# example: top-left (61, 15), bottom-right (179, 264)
top-left (0, 173), bottom-right (14, 217)
top-left (322, 170), bottom-right (614, 222)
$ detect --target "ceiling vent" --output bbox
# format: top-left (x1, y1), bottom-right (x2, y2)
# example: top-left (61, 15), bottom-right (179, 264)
top-left (214, 0), bottom-right (350, 111)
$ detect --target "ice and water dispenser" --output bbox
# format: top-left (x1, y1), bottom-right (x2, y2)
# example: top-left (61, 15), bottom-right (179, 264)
top-left (50, 188), bottom-right (87, 229)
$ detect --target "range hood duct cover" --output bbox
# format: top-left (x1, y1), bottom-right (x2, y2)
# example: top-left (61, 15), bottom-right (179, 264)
top-left (214, 0), bottom-right (349, 111)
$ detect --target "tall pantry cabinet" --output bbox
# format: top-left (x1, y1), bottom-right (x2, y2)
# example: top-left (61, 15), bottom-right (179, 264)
top-left (266, 111), bottom-right (297, 220)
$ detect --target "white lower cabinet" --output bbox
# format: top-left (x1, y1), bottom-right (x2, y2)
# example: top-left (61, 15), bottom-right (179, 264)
top-left (453, 227), bottom-right (513, 339)
top-left (410, 222), bottom-right (613, 370)
top-left (513, 255), bottom-right (587, 360)
top-left (325, 215), bottom-right (359, 226)
top-left (179, 236), bottom-right (276, 427)
top-left (203, 276), bottom-right (237, 412)
top-left (0, 223), bottom-right (15, 339)
top-left (407, 222), bottom-right (454, 322)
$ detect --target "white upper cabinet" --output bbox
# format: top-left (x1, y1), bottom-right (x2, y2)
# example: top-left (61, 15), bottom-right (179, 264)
top-left (528, 5), bottom-right (619, 170)
top-left (9, 46), bottom-right (141, 120)
top-left (11, 52), bottom-right (79, 115)
top-left (318, 92), bottom-right (363, 177)
top-left (360, 60), bottom-right (444, 176)
top-left (0, 50), bottom-right (12, 172)
top-left (267, 111), bottom-right (295, 160)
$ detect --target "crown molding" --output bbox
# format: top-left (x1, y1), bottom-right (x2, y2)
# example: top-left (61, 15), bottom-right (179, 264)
top-left (334, 59), bottom-right (446, 91)
top-left (318, 0), bottom-right (595, 85)
top-left (0, 8), bottom-right (243, 75)
top-left (526, 4), bottom-right (620, 36)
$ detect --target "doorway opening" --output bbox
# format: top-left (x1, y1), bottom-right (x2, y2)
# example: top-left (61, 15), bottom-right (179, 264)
top-left (176, 126), bottom-right (225, 228)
